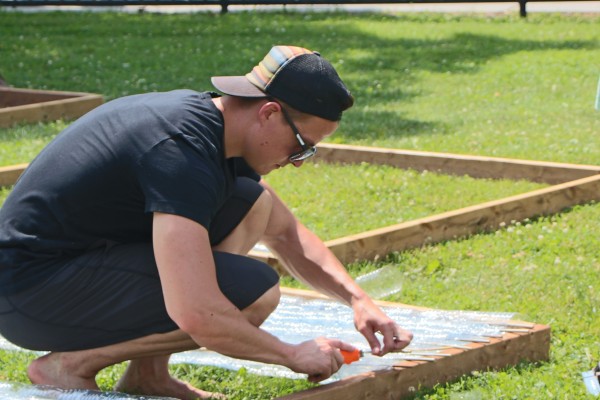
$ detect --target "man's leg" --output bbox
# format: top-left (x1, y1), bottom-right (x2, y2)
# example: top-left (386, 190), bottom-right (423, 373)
top-left (9, 177), bottom-right (277, 399)
top-left (27, 330), bottom-right (196, 394)
top-left (115, 179), bottom-right (277, 398)
top-left (117, 282), bottom-right (279, 398)
top-left (113, 286), bottom-right (280, 399)
top-left (27, 282), bottom-right (278, 400)
top-left (114, 186), bottom-right (277, 398)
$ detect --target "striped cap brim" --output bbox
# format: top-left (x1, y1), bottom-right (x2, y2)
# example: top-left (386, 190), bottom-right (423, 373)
top-left (211, 46), bottom-right (312, 98)
top-left (210, 75), bottom-right (267, 98)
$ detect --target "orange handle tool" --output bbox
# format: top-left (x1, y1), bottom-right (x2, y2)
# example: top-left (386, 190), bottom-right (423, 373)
top-left (341, 349), bottom-right (365, 364)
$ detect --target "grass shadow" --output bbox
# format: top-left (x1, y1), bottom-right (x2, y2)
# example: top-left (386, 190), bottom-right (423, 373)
top-left (0, 12), bottom-right (596, 142)
top-left (337, 108), bottom-right (443, 141)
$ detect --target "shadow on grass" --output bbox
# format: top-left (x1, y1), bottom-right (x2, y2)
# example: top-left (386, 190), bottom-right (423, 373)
top-left (339, 109), bottom-right (442, 141)
top-left (0, 12), bottom-right (597, 141)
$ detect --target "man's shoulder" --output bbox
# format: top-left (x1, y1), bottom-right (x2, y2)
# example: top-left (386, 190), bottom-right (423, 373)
top-left (104, 90), bottom-right (215, 111)
top-left (146, 89), bottom-right (216, 102)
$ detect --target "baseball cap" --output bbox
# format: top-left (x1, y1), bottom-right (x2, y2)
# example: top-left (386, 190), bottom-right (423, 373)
top-left (211, 45), bottom-right (354, 121)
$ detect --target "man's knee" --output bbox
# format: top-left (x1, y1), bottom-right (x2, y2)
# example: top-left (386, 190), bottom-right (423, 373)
top-left (212, 189), bottom-right (272, 254)
top-left (243, 284), bottom-right (280, 327)
top-left (246, 189), bottom-right (272, 230)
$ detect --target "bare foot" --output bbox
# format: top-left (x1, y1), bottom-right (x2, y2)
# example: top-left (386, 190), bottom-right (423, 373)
top-left (27, 353), bottom-right (99, 390)
top-left (115, 375), bottom-right (226, 400)
top-left (115, 360), bottom-right (226, 400)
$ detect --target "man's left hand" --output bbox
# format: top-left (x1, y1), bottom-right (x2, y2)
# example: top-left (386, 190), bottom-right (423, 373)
top-left (352, 297), bottom-right (413, 356)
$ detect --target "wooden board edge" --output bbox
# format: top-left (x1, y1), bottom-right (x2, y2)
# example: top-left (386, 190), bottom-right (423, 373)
top-left (0, 93), bottom-right (103, 128)
top-left (0, 164), bottom-right (28, 187)
top-left (324, 174), bottom-right (600, 265)
top-left (315, 143), bottom-right (600, 184)
top-left (0, 86), bottom-right (102, 98)
top-left (250, 175), bottom-right (600, 268)
top-left (276, 324), bottom-right (550, 400)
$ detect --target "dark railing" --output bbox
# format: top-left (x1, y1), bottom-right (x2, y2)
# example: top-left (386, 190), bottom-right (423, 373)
top-left (0, 0), bottom-right (596, 17)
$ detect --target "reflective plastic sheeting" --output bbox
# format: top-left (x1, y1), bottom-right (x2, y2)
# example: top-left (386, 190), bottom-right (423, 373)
top-left (0, 295), bottom-right (517, 383)
top-left (0, 382), bottom-right (175, 400)
top-left (174, 294), bottom-right (516, 381)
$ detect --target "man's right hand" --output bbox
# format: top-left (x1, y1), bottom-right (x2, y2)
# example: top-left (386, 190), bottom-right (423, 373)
top-left (288, 337), bottom-right (356, 382)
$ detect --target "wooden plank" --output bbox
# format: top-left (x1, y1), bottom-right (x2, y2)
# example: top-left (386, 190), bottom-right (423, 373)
top-left (0, 87), bottom-right (103, 128)
top-left (0, 95), bottom-right (103, 127)
top-left (277, 326), bottom-right (550, 400)
top-left (0, 87), bottom-right (85, 107)
top-left (276, 287), bottom-right (550, 400)
top-left (3, 143), bottom-right (598, 188)
top-left (0, 87), bottom-right (99, 98)
top-left (315, 143), bottom-right (600, 184)
top-left (252, 174), bottom-right (600, 267)
top-left (0, 164), bottom-right (27, 187)
top-left (324, 174), bottom-right (600, 264)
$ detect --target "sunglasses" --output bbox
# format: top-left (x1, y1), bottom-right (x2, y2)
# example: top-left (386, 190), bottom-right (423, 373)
top-left (280, 107), bottom-right (317, 163)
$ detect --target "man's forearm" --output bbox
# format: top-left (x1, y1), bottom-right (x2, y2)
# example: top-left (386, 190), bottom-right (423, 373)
top-left (265, 221), bottom-right (369, 306)
top-left (183, 300), bottom-right (296, 366)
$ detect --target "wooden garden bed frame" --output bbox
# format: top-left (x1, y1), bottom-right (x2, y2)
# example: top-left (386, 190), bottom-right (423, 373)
top-left (0, 87), bottom-right (103, 128)
top-left (276, 287), bottom-right (550, 400)
top-left (249, 143), bottom-right (600, 271)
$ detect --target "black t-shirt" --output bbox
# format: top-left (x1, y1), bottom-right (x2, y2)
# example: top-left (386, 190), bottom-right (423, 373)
top-left (0, 90), bottom-right (250, 294)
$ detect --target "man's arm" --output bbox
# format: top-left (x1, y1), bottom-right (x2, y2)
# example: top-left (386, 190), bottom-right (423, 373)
top-left (259, 180), bottom-right (413, 355)
top-left (152, 212), bottom-right (353, 381)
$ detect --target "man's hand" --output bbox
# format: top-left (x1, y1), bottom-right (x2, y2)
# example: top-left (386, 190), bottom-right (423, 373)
top-left (352, 297), bottom-right (413, 356)
top-left (288, 337), bottom-right (356, 382)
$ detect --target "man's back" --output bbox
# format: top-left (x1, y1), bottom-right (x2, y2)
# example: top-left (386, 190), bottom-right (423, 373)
top-left (0, 90), bottom-right (229, 293)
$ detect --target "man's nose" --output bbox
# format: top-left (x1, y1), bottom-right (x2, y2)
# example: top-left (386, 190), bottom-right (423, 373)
top-left (290, 160), bottom-right (305, 168)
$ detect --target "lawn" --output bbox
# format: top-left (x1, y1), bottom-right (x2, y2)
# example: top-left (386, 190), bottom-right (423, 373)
top-left (0, 9), bottom-right (599, 400)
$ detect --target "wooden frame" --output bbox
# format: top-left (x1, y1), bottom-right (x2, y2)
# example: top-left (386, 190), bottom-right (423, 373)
top-left (0, 164), bottom-right (27, 188)
top-left (276, 287), bottom-right (550, 400)
top-left (0, 87), bottom-right (103, 128)
top-left (249, 143), bottom-right (600, 270)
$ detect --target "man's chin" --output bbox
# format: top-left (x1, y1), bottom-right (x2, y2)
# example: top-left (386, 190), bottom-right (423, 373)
top-left (262, 164), bottom-right (282, 175)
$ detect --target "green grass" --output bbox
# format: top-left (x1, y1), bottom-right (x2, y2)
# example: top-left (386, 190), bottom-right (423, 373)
top-left (0, 121), bottom-right (65, 166)
top-left (1, 10), bottom-right (599, 400)
top-left (382, 204), bottom-right (600, 399)
top-left (0, 187), bottom-right (11, 207)
top-left (267, 162), bottom-right (545, 240)
top-left (1, 12), bottom-right (599, 165)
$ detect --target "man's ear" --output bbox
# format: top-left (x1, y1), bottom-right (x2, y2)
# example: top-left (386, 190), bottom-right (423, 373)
top-left (258, 100), bottom-right (282, 123)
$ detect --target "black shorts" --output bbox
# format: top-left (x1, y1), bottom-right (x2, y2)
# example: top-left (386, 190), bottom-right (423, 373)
top-left (209, 176), bottom-right (264, 246)
top-left (0, 177), bottom-right (278, 352)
